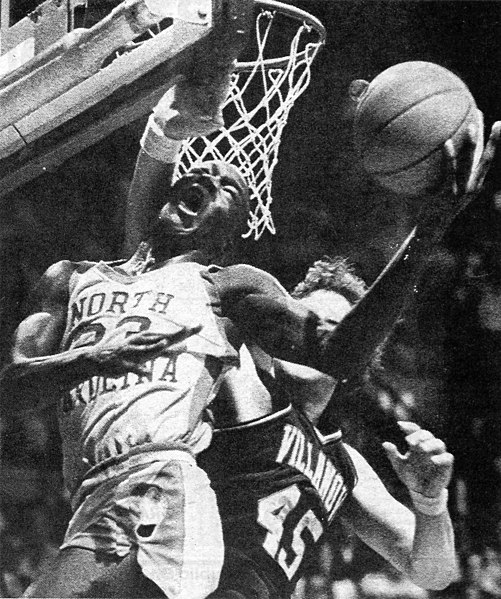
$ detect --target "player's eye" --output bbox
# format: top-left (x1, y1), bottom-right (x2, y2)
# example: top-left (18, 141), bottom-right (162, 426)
top-left (223, 185), bottom-right (238, 196)
top-left (221, 177), bottom-right (239, 198)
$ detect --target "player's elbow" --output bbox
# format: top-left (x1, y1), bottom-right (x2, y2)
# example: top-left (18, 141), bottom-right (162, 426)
top-left (408, 558), bottom-right (460, 590)
top-left (0, 361), bottom-right (46, 415)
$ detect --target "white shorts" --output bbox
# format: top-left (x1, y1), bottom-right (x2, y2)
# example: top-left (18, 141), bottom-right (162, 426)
top-left (62, 449), bottom-right (224, 599)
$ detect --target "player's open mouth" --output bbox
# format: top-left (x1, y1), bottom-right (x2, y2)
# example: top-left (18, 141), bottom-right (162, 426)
top-left (178, 184), bottom-right (207, 217)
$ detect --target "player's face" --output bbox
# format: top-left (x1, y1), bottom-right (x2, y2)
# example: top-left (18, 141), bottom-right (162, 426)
top-left (279, 290), bottom-right (353, 387)
top-left (299, 289), bottom-right (352, 324)
top-left (157, 164), bottom-right (247, 238)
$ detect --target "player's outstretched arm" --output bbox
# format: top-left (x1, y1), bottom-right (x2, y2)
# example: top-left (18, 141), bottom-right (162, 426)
top-left (340, 422), bottom-right (458, 590)
top-left (213, 121), bottom-right (499, 377)
top-left (315, 121), bottom-right (501, 380)
top-left (0, 260), bottom-right (200, 413)
top-left (124, 74), bottom-right (233, 255)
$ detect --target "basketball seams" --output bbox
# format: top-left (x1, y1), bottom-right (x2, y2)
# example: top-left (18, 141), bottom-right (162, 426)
top-left (368, 102), bottom-right (475, 176)
top-left (357, 86), bottom-right (469, 145)
top-left (352, 61), bottom-right (478, 194)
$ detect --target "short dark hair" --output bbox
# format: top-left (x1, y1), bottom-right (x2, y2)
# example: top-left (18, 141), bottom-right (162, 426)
top-left (291, 256), bottom-right (368, 305)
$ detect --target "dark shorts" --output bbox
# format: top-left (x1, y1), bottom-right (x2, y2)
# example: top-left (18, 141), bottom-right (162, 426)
top-left (208, 547), bottom-right (286, 599)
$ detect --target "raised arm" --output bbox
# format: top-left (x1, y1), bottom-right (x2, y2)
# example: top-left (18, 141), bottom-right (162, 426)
top-left (315, 121), bottom-right (501, 379)
top-left (124, 0), bottom-right (252, 256)
top-left (340, 422), bottom-right (458, 590)
top-left (217, 123), bottom-right (501, 378)
top-left (123, 74), bottom-right (233, 256)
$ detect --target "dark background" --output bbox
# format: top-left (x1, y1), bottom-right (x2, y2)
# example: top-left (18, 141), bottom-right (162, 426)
top-left (1, 1), bottom-right (501, 597)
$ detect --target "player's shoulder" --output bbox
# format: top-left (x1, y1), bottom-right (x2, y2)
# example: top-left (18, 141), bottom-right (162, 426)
top-left (43, 259), bottom-right (96, 281)
top-left (38, 260), bottom-right (97, 299)
top-left (214, 263), bottom-right (289, 295)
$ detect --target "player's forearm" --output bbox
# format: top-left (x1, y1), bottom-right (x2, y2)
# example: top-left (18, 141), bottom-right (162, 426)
top-left (0, 348), bottom-right (102, 410)
top-left (406, 508), bottom-right (459, 589)
top-left (317, 225), bottom-right (435, 379)
top-left (124, 148), bottom-right (177, 256)
top-left (223, 227), bottom-right (436, 378)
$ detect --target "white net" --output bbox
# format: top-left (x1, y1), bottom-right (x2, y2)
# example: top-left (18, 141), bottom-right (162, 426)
top-left (173, 1), bottom-right (325, 240)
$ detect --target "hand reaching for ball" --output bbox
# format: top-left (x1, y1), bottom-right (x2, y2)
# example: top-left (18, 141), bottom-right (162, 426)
top-left (445, 118), bottom-right (501, 201)
top-left (419, 118), bottom-right (501, 244)
top-left (352, 61), bottom-right (501, 244)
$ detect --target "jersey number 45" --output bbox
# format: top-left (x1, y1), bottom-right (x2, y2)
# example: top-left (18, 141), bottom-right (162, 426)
top-left (257, 484), bottom-right (324, 581)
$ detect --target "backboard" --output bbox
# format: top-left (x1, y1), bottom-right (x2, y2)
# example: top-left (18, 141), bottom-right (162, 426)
top-left (0, 0), bottom-right (252, 198)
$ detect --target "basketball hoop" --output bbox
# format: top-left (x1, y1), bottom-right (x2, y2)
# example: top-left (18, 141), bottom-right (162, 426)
top-left (173, 0), bottom-right (326, 240)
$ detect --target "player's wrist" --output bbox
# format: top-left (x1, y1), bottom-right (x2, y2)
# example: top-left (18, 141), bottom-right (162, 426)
top-left (409, 488), bottom-right (448, 516)
top-left (140, 114), bottom-right (183, 164)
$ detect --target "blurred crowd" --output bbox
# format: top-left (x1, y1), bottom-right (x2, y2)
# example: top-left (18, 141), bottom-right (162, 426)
top-left (1, 0), bottom-right (501, 593)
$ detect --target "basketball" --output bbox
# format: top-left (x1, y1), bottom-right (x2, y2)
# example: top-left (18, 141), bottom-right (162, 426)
top-left (353, 61), bottom-right (479, 195)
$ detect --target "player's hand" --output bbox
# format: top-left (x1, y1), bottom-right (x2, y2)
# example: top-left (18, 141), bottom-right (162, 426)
top-left (89, 324), bottom-right (202, 377)
top-left (419, 119), bottom-right (501, 243)
top-left (152, 72), bottom-right (233, 140)
top-left (382, 421), bottom-right (454, 498)
top-left (445, 118), bottom-right (501, 206)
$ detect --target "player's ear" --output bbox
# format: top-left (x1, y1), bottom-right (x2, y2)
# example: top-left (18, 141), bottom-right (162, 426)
top-left (348, 79), bottom-right (369, 104)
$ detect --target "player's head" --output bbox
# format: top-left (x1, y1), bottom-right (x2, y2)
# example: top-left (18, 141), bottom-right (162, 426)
top-left (292, 256), bottom-right (368, 305)
top-left (280, 257), bottom-right (367, 390)
top-left (152, 160), bottom-right (249, 263)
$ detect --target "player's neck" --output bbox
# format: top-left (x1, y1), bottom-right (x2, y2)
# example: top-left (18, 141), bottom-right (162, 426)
top-left (123, 242), bottom-right (209, 274)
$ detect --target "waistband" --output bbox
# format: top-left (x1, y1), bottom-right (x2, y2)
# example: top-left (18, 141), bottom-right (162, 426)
top-left (213, 405), bottom-right (292, 433)
top-left (72, 444), bottom-right (195, 508)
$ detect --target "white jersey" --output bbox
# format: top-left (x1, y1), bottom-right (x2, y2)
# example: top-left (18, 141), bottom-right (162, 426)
top-left (58, 260), bottom-right (238, 496)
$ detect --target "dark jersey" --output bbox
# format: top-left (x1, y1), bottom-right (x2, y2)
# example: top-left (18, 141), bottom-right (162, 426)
top-left (199, 406), bottom-right (357, 598)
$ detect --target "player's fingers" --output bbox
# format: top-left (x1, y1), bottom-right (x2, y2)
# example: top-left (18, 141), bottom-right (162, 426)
top-left (136, 325), bottom-right (201, 343)
top-left (442, 139), bottom-right (457, 196)
top-left (126, 338), bottom-right (168, 352)
top-left (405, 429), bottom-right (436, 449)
top-left (126, 332), bottom-right (169, 345)
top-left (121, 341), bottom-right (171, 363)
top-left (430, 452), bottom-right (455, 469)
top-left (136, 326), bottom-right (202, 353)
top-left (111, 360), bottom-right (149, 377)
top-left (473, 121), bottom-right (501, 190)
top-left (416, 437), bottom-right (447, 456)
top-left (128, 364), bottom-right (150, 377)
top-left (455, 124), bottom-right (477, 195)
top-left (127, 332), bottom-right (184, 348)
top-left (382, 441), bottom-right (405, 463)
top-left (143, 339), bottom-right (178, 354)
top-left (162, 341), bottom-right (190, 354)
top-left (164, 324), bottom-right (202, 345)
top-left (397, 421), bottom-right (421, 434)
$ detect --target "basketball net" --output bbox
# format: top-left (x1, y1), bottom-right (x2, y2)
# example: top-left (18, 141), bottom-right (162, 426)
top-left (173, 1), bottom-right (325, 240)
